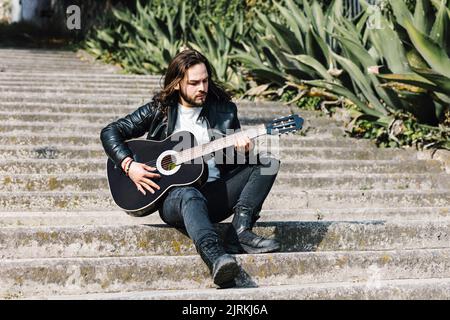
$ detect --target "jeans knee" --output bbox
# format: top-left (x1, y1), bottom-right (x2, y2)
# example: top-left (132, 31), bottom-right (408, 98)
top-left (161, 186), bottom-right (206, 226)
top-left (179, 186), bottom-right (206, 204)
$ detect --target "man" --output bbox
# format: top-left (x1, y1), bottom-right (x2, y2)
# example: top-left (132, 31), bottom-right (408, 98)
top-left (101, 49), bottom-right (280, 288)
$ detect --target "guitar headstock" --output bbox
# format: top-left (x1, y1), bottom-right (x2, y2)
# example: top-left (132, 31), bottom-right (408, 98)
top-left (266, 114), bottom-right (304, 135)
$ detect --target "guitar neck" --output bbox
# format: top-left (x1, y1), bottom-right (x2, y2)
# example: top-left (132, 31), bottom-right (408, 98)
top-left (175, 124), bottom-right (267, 164)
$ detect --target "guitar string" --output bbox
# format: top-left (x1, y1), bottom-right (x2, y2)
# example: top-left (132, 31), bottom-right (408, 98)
top-left (132, 129), bottom-right (295, 170)
top-left (137, 131), bottom-right (253, 168)
top-left (138, 138), bottom-right (260, 168)
top-left (140, 139), bottom-right (256, 168)
top-left (138, 140), bottom-right (229, 168)
top-left (122, 121), bottom-right (298, 176)
top-left (142, 150), bottom-right (207, 168)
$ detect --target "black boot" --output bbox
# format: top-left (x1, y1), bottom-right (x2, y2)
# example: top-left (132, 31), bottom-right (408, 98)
top-left (195, 236), bottom-right (240, 288)
top-left (228, 207), bottom-right (280, 254)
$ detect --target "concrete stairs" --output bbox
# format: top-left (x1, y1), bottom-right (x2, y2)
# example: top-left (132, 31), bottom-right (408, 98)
top-left (0, 48), bottom-right (449, 300)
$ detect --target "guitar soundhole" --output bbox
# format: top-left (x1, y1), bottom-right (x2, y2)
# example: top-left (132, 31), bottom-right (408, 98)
top-left (161, 155), bottom-right (177, 171)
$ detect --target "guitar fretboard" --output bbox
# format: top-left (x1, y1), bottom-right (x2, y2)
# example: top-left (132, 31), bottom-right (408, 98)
top-left (175, 124), bottom-right (267, 165)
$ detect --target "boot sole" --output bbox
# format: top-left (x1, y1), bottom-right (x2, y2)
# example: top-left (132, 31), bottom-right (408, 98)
top-left (213, 258), bottom-right (240, 288)
top-left (241, 243), bottom-right (281, 254)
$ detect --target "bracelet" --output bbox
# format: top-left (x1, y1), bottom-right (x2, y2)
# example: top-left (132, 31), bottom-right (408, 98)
top-left (122, 158), bottom-right (133, 172)
top-left (125, 160), bottom-right (134, 176)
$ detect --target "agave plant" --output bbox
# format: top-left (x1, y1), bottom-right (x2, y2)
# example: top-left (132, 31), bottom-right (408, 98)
top-left (84, 0), bottom-right (192, 74)
top-left (189, 12), bottom-right (249, 92)
top-left (372, 0), bottom-right (450, 126)
top-left (232, 0), bottom-right (346, 95)
top-left (233, 0), bottom-right (448, 149)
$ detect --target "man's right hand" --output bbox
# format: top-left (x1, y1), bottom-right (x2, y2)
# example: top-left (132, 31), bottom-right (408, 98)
top-left (122, 158), bottom-right (161, 195)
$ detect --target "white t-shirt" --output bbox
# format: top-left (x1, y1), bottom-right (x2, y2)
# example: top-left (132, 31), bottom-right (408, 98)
top-left (173, 103), bottom-right (220, 182)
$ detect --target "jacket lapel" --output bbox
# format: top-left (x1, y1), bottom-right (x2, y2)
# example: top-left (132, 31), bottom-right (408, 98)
top-left (202, 100), bottom-right (216, 128)
top-left (166, 103), bottom-right (178, 136)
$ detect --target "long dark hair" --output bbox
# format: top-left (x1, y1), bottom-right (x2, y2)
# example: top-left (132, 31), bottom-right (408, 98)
top-left (153, 49), bottom-right (231, 115)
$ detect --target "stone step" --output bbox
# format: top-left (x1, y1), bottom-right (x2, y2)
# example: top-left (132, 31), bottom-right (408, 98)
top-left (0, 102), bottom-right (294, 116)
top-left (0, 66), bottom-right (118, 73)
top-left (0, 77), bottom-right (158, 85)
top-left (0, 122), bottom-right (344, 137)
top-left (0, 54), bottom-right (81, 61)
top-left (0, 111), bottom-right (333, 126)
top-left (0, 133), bottom-right (370, 149)
top-left (0, 145), bottom-right (416, 161)
top-left (0, 100), bottom-right (297, 113)
top-left (0, 60), bottom-right (109, 67)
top-left (279, 159), bottom-right (443, 174)
top-left (277, 173), bottom-right (450, 190)
top-left (0, 60), bottom-right (115, 67)
top-left (266, 189), bottom-right (450, 209)
top-left (0, 110), bottom-right (310, 130)
top-left (1, 248), bottom-right (450, 298)
top-left (0, 101), bottom-right (310, 129)
top-left (0, 49), bottom-right (76, 53)
top-left (0, 61), bottom-right (101, 68)
top-left (0, 72), bottom-right (161, 80)
top-left (281, 147), bottom-right (418, 160)
top-left (301, 126), bottom-right (346, 137)
top-left (0, 173), bottom-right (447, 192)
top-left (0, 210), bottom-right (153, 227)
top-left (1, 159), bottom-right (441, 175)
top-left (0, 189), bottom-right (448, 211)
top-left (2, 90), bottom-right (153, 104)
top-left (0, 56), bottom-right (94, 63)
top-left (0, 99), bottom-right (294, 107)
top-left (1, 207), bottom-right (449, 227)
top-left (0, 78), bottom-right (161, 86)
top-left (1, 220), bottom-right (450, 260)
top-left (31, 278), bottom-right (450, 300)
top-left (0, 49), bottom-right (81, 55)
top-left (0, 65), bottom-right (116, 72)
top-left (0, 83), bottom-right (157, 91)
top-left (0, 55), bottom-right (95, 60)
top-left (0, 93), bottom-right (151, 104)
top-left (0, 101), bottom-right (294, 112)
top-left (0, 99), bottom-right (292, 107)
top-left (0, 86), bottom-right (155, 95)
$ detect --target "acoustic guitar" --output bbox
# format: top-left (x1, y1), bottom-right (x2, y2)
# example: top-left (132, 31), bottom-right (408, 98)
top-left (106, 114), bottom-right (303, 216)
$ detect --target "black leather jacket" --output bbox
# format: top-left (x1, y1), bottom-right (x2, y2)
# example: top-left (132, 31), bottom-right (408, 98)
top-left (100, 97), bottom-right (243, 176)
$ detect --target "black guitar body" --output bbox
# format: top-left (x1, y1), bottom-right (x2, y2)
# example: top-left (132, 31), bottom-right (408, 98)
top-left (106, 131), bottom-right (208, 217)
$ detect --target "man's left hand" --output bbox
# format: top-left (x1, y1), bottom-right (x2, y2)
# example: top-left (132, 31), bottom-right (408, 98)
top-left (234, 135), bottom-right (254, 154)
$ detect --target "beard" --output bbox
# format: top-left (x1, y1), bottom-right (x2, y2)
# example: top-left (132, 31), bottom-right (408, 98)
top-left (179, 88), bottom-right (206, 107)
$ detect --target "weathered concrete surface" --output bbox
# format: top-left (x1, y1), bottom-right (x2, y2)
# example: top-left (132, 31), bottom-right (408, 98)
top-left (1, 173), bottom-right (448, 192)
top-left (0, 189), bottom-right (449, 212)
top-left (2, 248), bottom-right (450, 298)
top-left (2, 159), bottom-right (442, 175)
top-left (0, 102), bottom-right (294, 114)
top-left (0, 145), bottom-right (420, 161)
top-left (419, 149), bottom-right (450, 174)
top-left (1, 207), bottom-right (449, 227)
top-left (0, 112), bottom-right (338, 128)
top-left (1, 220), bottom-right (450, 259)
top-left (0, 134), bottom-right (373, 149)
top-left (31, 278), bottom-right (450, 300)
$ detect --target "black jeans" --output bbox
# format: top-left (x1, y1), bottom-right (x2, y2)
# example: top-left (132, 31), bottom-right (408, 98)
top-left (158, 154), bottom-right (280, 247)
